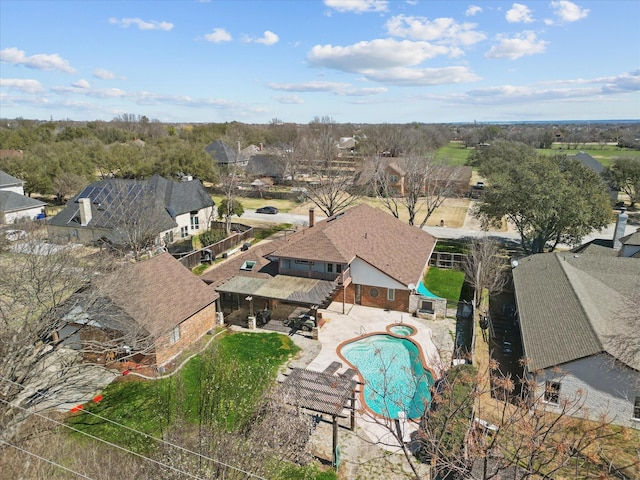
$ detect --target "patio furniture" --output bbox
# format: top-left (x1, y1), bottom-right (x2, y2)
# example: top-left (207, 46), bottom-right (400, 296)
top-left (323, 361), bottom-right (342, 375)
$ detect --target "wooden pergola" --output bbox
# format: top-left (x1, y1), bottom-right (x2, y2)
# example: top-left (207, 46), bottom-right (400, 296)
top-left (280, 367), bottom-right (359, 467)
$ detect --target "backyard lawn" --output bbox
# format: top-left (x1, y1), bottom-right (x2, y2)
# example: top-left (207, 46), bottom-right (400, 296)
top-left (64, 331), bottom-right (339, 478)
top-left (424, 267), bottom-right (466, 306)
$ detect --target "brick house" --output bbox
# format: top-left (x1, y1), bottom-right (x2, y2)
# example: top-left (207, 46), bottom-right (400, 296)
top-left (203, 204), bottom-right (439, 317)
top-left (59, 253), bottom-right (219, 367)
top-left (512, 252), bottom-right (640, 427)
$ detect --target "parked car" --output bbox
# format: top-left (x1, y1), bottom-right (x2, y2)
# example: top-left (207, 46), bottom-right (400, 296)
top-left (256, 206), bottom-right (278, 214)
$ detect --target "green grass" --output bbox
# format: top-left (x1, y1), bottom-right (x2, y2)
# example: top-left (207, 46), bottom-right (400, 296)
top-left (67, 331), bottom-right (299, 452)
top-left (537, 145), bottom-right (640, 167)
top-left (424, 267), bottom-right (466, 305)
top-left (436, 141), bottom-right (473, 166)
top-left (433, 239), bottom-right (468, 254)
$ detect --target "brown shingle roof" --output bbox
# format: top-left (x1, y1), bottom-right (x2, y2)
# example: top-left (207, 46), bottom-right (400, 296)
top-left (513, 252), bottom-right (640, 371)
top-left (272, 204), bottom-right (436, 286)
top-left (104, 253), bottom-right (218, 338)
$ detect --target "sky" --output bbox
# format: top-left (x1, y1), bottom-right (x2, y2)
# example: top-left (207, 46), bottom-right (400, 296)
top-left (1, 0), bottom-right (639, 125)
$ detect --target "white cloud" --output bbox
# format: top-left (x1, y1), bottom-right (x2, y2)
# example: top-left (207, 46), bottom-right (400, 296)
top-left (385, 15), bottom-right (486, 46)
top-left (254, 31), bottom-right (280, 46)
top-left (506, 3), bottom-right (534, 23)
top-left (267, 80), bottom-right (386, 96)
top-left (465, 5), bottom-right (482, 16)
top-left (363, 66), bottom-right (481, 86)
top-left (0, 78), bottom-right (44, 93)
top-left (0, 47), bottom-right (76, 73)
top-left (72, 79), bottom-right (91, 89)
top-left (485, 31), bottom-right (548, 59)
top-left (308, 38), bottom-right (457, 73)
top-left (108, 17), bottom-right (173, 31)
top-left (323, 0), bottom-right (388, 13)
top-left (92, 69), bottom-right (114, 80)
top-left (204, 28), bottom-right (232, 43)
top-left (273, 94), bottom-right (304, 104)
top-left (549, 0), bottom-right (589, 22)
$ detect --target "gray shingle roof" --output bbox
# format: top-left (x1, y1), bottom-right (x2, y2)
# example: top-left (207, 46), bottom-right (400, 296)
top-left (205, 140), bottom-right (238, 165)
top-left (513, 252), bottom-right (640, 371)
top-left (272, 204), bottom-right (437, 287)
top-left (0, 170), bottom-right (24, 188)
top-left (47, 175), bottom-right (213, 234)
top-left (0, 191), bottom-right (46, 212)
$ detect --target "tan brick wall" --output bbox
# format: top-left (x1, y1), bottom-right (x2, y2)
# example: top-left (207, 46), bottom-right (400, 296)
top-left (344, 284), bottom-right (409, 311)
top-left (155, 302), bottom-right (217, 366)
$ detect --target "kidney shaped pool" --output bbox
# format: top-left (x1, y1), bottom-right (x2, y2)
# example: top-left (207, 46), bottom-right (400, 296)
top-left (339, 333), bottom-right (434, 420)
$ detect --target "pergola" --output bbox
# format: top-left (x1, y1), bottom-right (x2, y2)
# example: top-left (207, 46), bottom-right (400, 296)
top-left (280, 367), bottom-right (359, 467)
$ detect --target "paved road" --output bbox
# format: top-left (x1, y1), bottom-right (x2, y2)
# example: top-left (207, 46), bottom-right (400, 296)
top-left (242, 204), bottom-right (637, 249)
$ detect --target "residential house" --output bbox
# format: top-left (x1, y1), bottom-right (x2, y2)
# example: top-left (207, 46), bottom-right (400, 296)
top-left (206, 139), bottom-right (250, 168)
top-left (58, 253), bottom-right (219, 367)
top-left (47, 174), bottom-right (214, 246)
top-left (569, 151), bottom-right (619, 203)
top-left (0, 169), bottom-right (46, 224)
top-left (512, 251), bottom-right (640, 427)
top-left (573, 208), bottom-right (639, 258)
top-left (202, 204), bottom-right (440, 319)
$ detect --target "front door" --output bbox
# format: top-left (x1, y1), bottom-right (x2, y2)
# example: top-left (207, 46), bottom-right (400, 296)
top-left (355, 284), bottom-right (361, 305)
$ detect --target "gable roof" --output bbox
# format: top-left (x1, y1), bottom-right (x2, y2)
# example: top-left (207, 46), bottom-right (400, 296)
top-left (569, 152), bottom-right (604, 175)
top-left (619, 228), bottom-right (640, 246)
top-left (271, 204), bottom-right (437, 287)
top-left (0, 170), bottom-right (24, 188)
top-left (513, 252), bottom-right (640, 371)
top-left (0, 191), bottom-right (46, 212)
top-left (205, 140), bottom-right (238, 165)
top-left (48, 175), bottom-right (213, 234)
top-left (101, 253), bottom-right (218, 338)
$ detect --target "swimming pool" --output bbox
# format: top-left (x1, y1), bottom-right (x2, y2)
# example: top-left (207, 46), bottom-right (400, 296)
top-left (387, 324), bottom-right (416, 336)
top-left (339, 333), bottom-right (433, 420)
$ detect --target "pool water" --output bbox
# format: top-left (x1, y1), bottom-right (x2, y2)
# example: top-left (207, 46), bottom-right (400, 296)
top-left (388, 325), bottom-right (415, 336)
top-left (340, 334), bottom-right (433, 419)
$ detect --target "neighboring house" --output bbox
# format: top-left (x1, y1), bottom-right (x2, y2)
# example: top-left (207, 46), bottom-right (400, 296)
top-left (245, 153), bottom-right (285, 183)
top-left (569, 151), bottom-right (618, 204)
top-left (47, 174), bottom-right (214, 246)
top-left (512, 251), bottom-right (640, 427)
top-left (58, 253), bottom-right (219, 367)
top-left (573, 208), bottom-right (639, 258)
top-left (205, 139), bottom-right (249, 167)
top-left (0, 169), bottom-right (46, 224)
top-left (203, 204), bottom-right (439, 317)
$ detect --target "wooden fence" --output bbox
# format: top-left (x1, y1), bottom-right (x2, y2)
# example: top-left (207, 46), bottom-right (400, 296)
top-left (429, 251), bottom-right (467, 270)
top-left (173, 223), bottom-right (255, 270)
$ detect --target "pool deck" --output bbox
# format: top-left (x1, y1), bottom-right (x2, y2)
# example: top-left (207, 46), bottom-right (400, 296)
top-left (309, 301), bottom-right (449, 379)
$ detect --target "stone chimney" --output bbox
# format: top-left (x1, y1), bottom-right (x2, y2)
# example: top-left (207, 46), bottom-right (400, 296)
top-left (613, 207), bottom-right (628, 249)
top-left (78, 197), bottom-right (92, 226)
top-left (308, 207), bottom-right (315, 228)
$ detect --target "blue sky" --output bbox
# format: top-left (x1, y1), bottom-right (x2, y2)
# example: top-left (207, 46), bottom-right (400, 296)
top-left (1, 0), bottom-right (639, 124)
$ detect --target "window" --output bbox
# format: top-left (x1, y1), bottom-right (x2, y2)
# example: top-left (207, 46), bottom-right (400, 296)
top-left (387, 289), bottom-right (395, 301)
top-left (327, 263), bottom-right (333, 273)
top-left (369, 287), bottom-right (379, 298)
top-left (390, 175), bottom-right (399, 183)
top-left (336, 264), bottom-right (342, 273)
top-left (633, 396), bottom-right (640, 420)
top-left (169, 325), bottom-right (181, 345)
top-left (180, 226), bottom-right (188, 238)
top-left (190, 212), bottom-right (199, 230)
top-left (544, 381), bottom-right (561, 404)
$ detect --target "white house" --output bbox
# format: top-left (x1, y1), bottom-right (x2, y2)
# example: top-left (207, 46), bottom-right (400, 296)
top-left (0, 170), bottom-right (46, 224)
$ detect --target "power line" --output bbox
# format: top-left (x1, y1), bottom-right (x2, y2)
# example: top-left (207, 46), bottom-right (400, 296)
top-left (0, 375), bottom-right (269, 479)
top-left (0, 397), bottom-right (207, 480)
top-left (0, 438), bottom-right (97, 480)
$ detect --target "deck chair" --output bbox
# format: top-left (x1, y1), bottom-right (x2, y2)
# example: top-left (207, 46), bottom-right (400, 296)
top-left (323, 361), bottom-right (342, 375)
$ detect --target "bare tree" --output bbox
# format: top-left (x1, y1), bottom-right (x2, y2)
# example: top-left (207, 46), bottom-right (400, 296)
top-left (0, 237), bottom-right (153, 443)
top-left (462, 236), bottom-right (510, 307)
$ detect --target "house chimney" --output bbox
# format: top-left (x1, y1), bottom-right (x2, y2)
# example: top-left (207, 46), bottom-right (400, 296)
top-left (78, 197), bottom-right (92, 226)
top-left (613, 207), bottom-right (628, 249)
top-left (308, 207), bottom-right (315, 228)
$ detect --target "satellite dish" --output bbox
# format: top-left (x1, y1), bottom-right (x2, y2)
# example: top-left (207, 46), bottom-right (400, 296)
top-left (408, 283), bottom-right (416, 292)
top-left (511, 259), bottom-right (519, 268)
